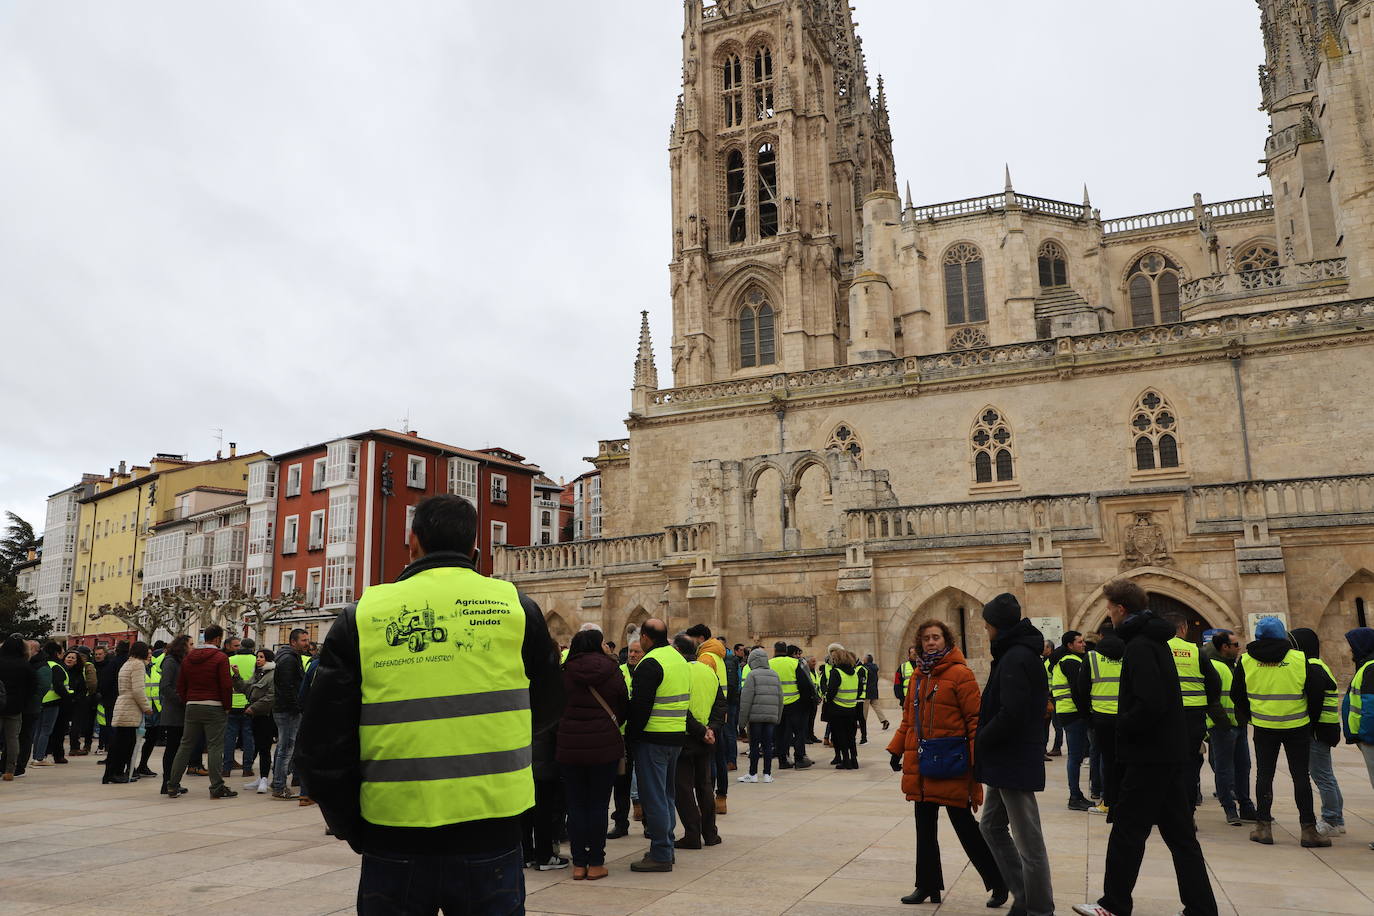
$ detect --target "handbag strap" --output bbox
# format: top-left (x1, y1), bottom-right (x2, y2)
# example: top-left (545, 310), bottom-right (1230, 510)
top-left (588, 686), bottom-right (618, 728)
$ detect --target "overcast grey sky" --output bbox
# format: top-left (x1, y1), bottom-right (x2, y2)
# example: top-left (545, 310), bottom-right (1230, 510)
top-left (0, 1), bottom-right (1270, 533)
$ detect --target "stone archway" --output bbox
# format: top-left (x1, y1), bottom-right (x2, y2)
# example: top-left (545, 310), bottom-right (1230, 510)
top-left (1317, 567), bottom-right (1374, 680)
top-left (545, 611), bottom-right (575, 647)
top-left (897, 587), bottom-right (983, 663)
top-left (619, 603), bottom-right (651, 649)
top-left (1070, 567), bottom-right (1239, 636)
top-left (882, 570), bottom-right (998, 671)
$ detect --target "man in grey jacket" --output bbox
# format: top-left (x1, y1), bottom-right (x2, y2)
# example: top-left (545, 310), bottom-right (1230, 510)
top-left (737, 649), bottom-right (783, 782)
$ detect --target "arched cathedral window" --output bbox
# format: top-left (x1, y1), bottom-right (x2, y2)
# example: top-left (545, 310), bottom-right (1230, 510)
top-left (754, 47), bottom-right (775, 121)
top-left (722, 54), bottom-right (744, 128)
top-left (1127, 253), bottom-right (1182, 327)
top-left (757, 143), bottom-right (779, 238)
top-left (826, 424), bottom-right (863, 462)
top-left (944, 243), bottom-right (987, 326)
top-left (971, 407), bottom-right (1015, 484)
top-left (1038, 240), bottom-right (1068, 288)
top-left (1131, 390), bottom-right (1182, 471)
top-left (738, 288), bottom-right (776, 369)
top-left (726, 150), bottom-right (747, 244)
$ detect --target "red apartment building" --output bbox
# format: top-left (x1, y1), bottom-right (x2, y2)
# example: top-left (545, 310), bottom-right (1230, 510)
top-left (245, 429), bottom-right (544, 641)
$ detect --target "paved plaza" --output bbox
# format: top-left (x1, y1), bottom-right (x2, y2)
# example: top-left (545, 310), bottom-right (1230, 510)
top-left (0, 738), bottom-right (1369, 916)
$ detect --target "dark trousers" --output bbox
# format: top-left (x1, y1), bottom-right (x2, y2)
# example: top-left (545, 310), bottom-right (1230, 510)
top-left (611, 752), bottom-right (635, 828)
top-left (915, 801), bottom-right (1004, 892)
top-left (1091, 714), bottom-right (1120, 807)
top-left (1253, 726), bottom-right (1315, 825)
top-left (68, 697), bottom-right (91, 751)
top-left (47, 707), bottom-right (72, 762)
top-left (748, 722), bottom-right (775, 775)
top-left (713, 711), bottom-right (734, 796)
top-left (16, 712), bottom-right (35, 776)
top-left (138, 724), bottom-right (161, 770)
top-left (674, 748), bottom-right (717, 843)
top-left (161, 726), bottom-right (184, 792)
top-left (858, 701), bottom-right (868, 742)
top-left (251, 715), bottom-right (276, 776)
top-left (104, 726), bottom-right (138, 780)
top-left (1184, 709), bottom-right (1207, 801)
top-left (1064, 718), bottom-right (1089, 800)
top-left (831, 715), bottom-right (858, 763)
top-left (358, 845), bottom-right (524, 916)
top-left (1047, 713), bottom-right (1063, 752)
top-left (776, 703), bottom-right (808, 764)
top-left (168, 705), bottom-right (227, 792)
top-left (520, 777), bottom-right (563, 864)
top-left (1100, 763), bottom-right (1217, 916)
top-left (560, 762), bottom-right (618, 868)
top-left (1208, 724), bottom-right (1253, 817)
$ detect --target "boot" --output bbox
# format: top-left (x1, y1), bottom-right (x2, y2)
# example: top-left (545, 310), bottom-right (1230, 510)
top-left (632, 802), bottom-right (643, 822)
top-left (1300, 823), bottom-right (1332, 848)
top-left (715, 795), bottom-right (727, 815)
top-left (1249, 821), bottom-right (1274, 845)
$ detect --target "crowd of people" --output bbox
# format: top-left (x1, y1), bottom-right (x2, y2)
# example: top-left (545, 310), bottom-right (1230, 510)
top-left (3, 494), bottom-right (1373, 916)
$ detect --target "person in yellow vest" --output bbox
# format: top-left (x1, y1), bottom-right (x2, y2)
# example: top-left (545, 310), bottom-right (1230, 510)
top-left (769, 641), bottom-right (815, 770)
top-left (1073, 626), bottom-right (1124, 815)
top-left (684, 624), bottom-right (731, 815)
top-left (1041, 640), bottom-right (1063, 759)
top-left (1340, 627), bottom-right (1374, 851)
top-left (671, 634), bottom-right (725, 850)
top-left (820, 647), bottom-right (862, 768)
top-left (893, 645), bottom-right (917, 704)
top-left (1049, 631), bottom-right (1093, 810)
top-left (1203, 630), bottom-right (1257, 826)
top-left (624, 617), bottom-right (690, 872)
top-left (1230, 615), bottom-right (1330, 847)
top-left (1289, 628), bottom-right (1345, 839)
top-left (1162, 611), bottom-right (1223, 810)
top-left (609, 640), bottom-right (644, 839)
top-left (293, 494), bottom-right (563, 911)
top-left (222, 637), bottom-right (258, 779)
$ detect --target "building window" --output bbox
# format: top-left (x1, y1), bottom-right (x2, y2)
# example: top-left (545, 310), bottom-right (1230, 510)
top-left (406, 455), bottom-right (426, 489)
top-left (327, 494), bottom-right (356, 545)
top-left (1037, 240), bottom-right (1068, 288)
top-left (404, 504), bottom-right (416, 545)
top-left (1236, 242), bottom-right (1280, 272)
top-left (491, 474), bottom-right (508, 504)
top-left (757, 142), bottom-right (779, 238)
top-left (826, 424), bottom-right (863, 462)
top-left (943, 243), bottom-right (987, 326)
top-left (722, 53), bottom-right (743, 128)
top-left (540, 510), bottom-right (552, 528)
top-left (323, 440), bottom-right (360, 487)
top-left (1131, 390), bottom-right (1183, 471)
top-left (726, 149), bottom-right (747, 243)
top-left (590, 477), bottom-right (603, 538)
top-left (753, 46), bottom-right (775, 120)
top-left (248, 462), bottom-right (277, 502)
top-left (311, 457), bottom-right (327, 491)
top-left (308, 510), bottom-right (326, 551)
top-left (448, 458), bottom-right (479, 505)
top-left (280, 570), bottom-right (296, 596)
top-left (738, 287), bottom-right (776, 369)
top-left (1126, 253), bottom-right (1182, 327)
top-left (490, 521), bottom-right (508, 557)
top-left (282, 515), bottom-right (299, 554)
top-left (971, 407), bottom-right (1015, 484)
top-left (323, 556), bottom-right (354, 607)
top-left (248, 508), bottom-right (274, 556)
top-left (305, 568), bottom-right (323, 607)
top-left (285, 464), bottom-right (302, 497)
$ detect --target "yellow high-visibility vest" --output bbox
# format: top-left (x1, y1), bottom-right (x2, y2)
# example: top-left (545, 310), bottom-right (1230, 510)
top-left (643, 645), bottom-right (690, 734)
top-left (1345, 659), bottom-right (1373, 739)
top-left (1168, 637), bottom-right (1206, 708)
top-left (901, 660), bottom-right (915, 682)
top-left (41, 660), bottom-right (61, 703)
top-left (833, 668), bottom-right (860, 709)
top-left (1208, 659), bottom-right (1237, 728)
top-left (687, 660), bottom-right (718, 728)
top-left (769, 656), bottom-right (801, 706)
top-left (1241, 650), bottom-right (1309, 730)
top-left (355, 566), bottom-right (532, 828)
top-left (1309, 658), bottom-right (1340, 726)
top-left (1050, 656), bottom-right (1079, 715)
top-left (1087, 651), bottom-right (1121, 715)
top-left (228, 654), bottom-right (256, 710)
top-left (145, 654), bottom-right (164, 713)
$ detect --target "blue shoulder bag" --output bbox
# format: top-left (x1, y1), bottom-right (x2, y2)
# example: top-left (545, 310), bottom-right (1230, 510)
top-left (915, 682), bottom-right (970, 779)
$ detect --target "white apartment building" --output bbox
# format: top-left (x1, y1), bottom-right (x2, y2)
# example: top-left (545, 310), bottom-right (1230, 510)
top-left (34, 478), bottom-right (97, 638)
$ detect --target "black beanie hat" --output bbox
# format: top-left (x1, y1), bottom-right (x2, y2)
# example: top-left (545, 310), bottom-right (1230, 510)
top-left (982, 593), bottom-right (1022, 632)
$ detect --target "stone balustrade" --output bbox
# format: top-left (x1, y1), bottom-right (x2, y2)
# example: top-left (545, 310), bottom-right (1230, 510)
top-left (1181, 258), bottom-right (1349, 306)
top-left (666, 522), bottom-right (715, 554)
top-left (1100, 194), bottom-right (1272, 236)
top-left (847, 494), bottom-right (1098, 545)
top-left (1191, 475), bottom-right (1374, 531)
top-left (597, 438), bottom-right (631, 460)
top-left (494, 533), bottom-right (664, 577)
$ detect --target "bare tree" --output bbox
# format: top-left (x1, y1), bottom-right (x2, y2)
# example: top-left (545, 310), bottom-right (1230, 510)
top-left (90, 587), bottom-right (219, 643)
top-left (216, 588), bottom-right (307, 643)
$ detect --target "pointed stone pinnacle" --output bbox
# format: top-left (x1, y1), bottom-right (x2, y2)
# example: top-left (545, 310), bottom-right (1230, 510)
top-left (634, 310), bottom-right (658, 391)
top-left (1082, 183), bottom-right (1092, 207)
top-left (904, 181), bottom-right (913, 210)
top-left (1004, 164), bottom-right (1014, 193)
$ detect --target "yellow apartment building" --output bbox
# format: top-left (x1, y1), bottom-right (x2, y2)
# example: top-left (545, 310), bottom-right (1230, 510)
top-left (70, 446), bottom-right (265, 642)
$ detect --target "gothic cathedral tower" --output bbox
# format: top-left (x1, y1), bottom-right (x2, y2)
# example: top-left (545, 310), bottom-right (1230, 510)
top-left (667, 0), bottom-right (895, 387)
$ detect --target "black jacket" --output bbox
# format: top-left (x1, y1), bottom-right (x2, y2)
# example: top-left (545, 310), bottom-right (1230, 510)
top-left (975, 618), bottom-right (1048, 791)
top-left (1073, 631), bottom-right (1124, 722)
top-left (273, 645), bottom-right (305, 715)
top-left (1231, 635), bottom-right (1328, 733)
top-left (1115, 611), bottom-right (1187, 765)
top-left (1289, 628), bottom-right (1341, 747)
top-left (626, 639), bottom-right (685, 747)
top-left (0, 651), bottom-right (35, 717)
top-left (97, 651), bottom-right (125, 703)
top-left (295, 551), bottom-right (563, 856)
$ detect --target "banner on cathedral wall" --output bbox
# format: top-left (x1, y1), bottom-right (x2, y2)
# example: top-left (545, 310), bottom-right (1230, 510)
top-left (747, 596), bottom-right (818, 638)
top-left (1246, 612), bottom-right (1288, 639)
top-left (1028, 616), bottom-right (1064, 646)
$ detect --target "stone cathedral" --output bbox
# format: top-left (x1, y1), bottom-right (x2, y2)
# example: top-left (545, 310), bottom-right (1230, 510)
top-left (496, 0), bottom-right (1374, 679)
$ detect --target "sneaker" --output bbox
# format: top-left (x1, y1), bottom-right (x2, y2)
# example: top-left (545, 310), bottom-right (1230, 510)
top-left (256, 777), bottom-right (268, 794)
top-left (1089, 804), bottom-right (1109, 816)
top-left (629, 856), bottom-right (672, 873)
top-left (30, 759), bottom-right (52, 767)
top-left (794, 758), bottom-right (814, 769)
top-left (1067, 797), bottom-right (1093, 811)
top-left (737, 774), bottom-right (758, 783)
top-left (762, 774), bottom-right (774, 783)
top-left (210, 786), bottom-right (238, 799)
top-left (1225, 813), bottom-right (1243, 827)
top-left (271, 789), bottom-right (298, 800)
top-left (536, 855), bottom-right (570, 871)
top-left (134, 766), bottom-right (156, 778)
top-left (1072, 906), bottom-right (1117, 916)
top-left (859, 737), bottom-right (868, 745)
top-left (1315, 820), bottom-right (1344, 837)
top-left (777, 760), bottom-right (794, 769)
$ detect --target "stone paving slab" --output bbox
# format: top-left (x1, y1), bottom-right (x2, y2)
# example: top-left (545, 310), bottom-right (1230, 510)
top-left (0, 737), bottom-right (1369, 916)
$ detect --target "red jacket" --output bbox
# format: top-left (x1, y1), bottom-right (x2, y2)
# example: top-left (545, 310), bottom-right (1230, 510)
top-left (177, 647), bottom-right (232, 709)
top-left (886, 647), bottom-right (983, 808)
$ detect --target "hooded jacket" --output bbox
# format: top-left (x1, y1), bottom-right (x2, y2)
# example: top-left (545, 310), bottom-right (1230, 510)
top-left (0, 639), bottom-right (35, 717)
top-left (1230, 633), bottom-right (1325, 730)
top-left (1343, 627), bottom-right (1374, 744)
top-left (696, 637), bottom-right (727, 686)
top-left (1114, 610), bottom-right (1188, 765)
top-left (887, 646), bottom-right (982, 808)
top-left (738, 648), bottom-right (782, 725)
top-left (975, 617), bottom-right (1048, 791)
top-left (1073, 630), bottom-right (1124, 719)
top-left (556, 649), bottom-right (628, 767)
top-left (1289, 627), bottom-right (1341, 746)
top-left (176, 646), bottom-right (231, 709)
top-left (245, 661), bottom-right (276, 717)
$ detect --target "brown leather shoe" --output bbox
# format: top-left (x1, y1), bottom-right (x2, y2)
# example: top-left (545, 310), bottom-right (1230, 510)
top-left (1300, 823), bottom-right (1331, 848)
top-left (714, 795), bottom-right (727, 815)
top-left (585, 866), bottom-right (608, 881)
top-left (1250, 821), bottom-right (1274, 845)
top-left (632, 802), bottom-right (643, 822)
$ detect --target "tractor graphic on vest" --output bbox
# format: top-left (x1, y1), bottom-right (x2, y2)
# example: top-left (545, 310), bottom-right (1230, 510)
top-left (385, 604), bottom-right (448, 653)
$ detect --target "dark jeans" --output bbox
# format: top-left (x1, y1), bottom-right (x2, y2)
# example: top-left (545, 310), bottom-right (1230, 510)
top-left (831, 715), bottom-right (858, 763)
top-left (1100, 763), bottom-right (1217, 916)
top-left (858, 701), bottom-right (868, 742)
top-left (168, 705), bottom-right (227, 792)
top-left (674, 748), bottom-right (717, 844)
top-left (251, 715), bottom-right (276, 776)
top-left (748, 722), bottom-right (775, 775)
top-left (68, 696), bottom-right (92, 751)
top-left (161, 726), bottom-right (184, 792)
top-left (1184, 709), bottom-right (1206, 800)
top-left (31, 705), bottom-right (59, 761)
top-left (1, 714), bottom-right (21, 775)
top-left (1047, 713), bottom-right (1063, 752)
top-left (1091, 714), bottom-right (1120, 807)
top-left (104, 726), bottom-right (138, 780)
top-left (358, 845), bottom-right (524, 916)
top-left (915, 801), bottom-right (1004, 892)
top-left (1064, 717), bottom-right (1089, 801)
top-left (776, 703), bottom-right (808, 764)
top-left (16, 711), bottom-right (35, 775)
top-left (520, 778), bottom-right (562, 864)
top-left (611, 752), bottom-right (635, 828)
top-left (223, 710), bottom-right (255, 772)
top-left (271, 711), bottom-right (301, 792)
top-left (713, 710), bottom-right (736, 796)
top-left (1253, 726), bottom-right (1314, 825)
top-left (633, 741), bottom-right (681, 863)
top-left (724, 703), bottom-right (738, 765)
top-left (560, 762), bottom-right (617, 867)
top-left (1208, 724), bottom-right (1253, 818)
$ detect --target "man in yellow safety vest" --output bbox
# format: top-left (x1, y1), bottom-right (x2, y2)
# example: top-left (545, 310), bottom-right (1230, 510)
top-left (295, 494), bottom-right (563, 912)
top-left (1162, 611), bottom-right (1223, 809)
top-left (770, 642), bottom-right (815, 770)
top-left (672, 634), bottom-right (725, 850)
top-left (1203, 630), bottom-right (1257, 826)
top-left (625, 617), bottom-right (690, 872)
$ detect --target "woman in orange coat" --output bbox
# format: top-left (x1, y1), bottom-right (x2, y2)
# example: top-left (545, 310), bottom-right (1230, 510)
top-left (887, 619), bottom-right (1006, 907)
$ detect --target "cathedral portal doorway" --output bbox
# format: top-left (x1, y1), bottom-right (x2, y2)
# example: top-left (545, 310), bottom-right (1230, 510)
top-left (1091, 592), bottom-right (1213, 641)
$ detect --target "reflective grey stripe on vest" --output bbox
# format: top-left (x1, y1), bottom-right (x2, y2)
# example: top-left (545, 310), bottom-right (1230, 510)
top-left (1248, 693), bottom-right (1303, 701)
top-left (1251, 710), bottom-right (1308, 723)
top-left (361, 746), bottom-right (532, 782)
top-left (1181, 691), bottom-right (1206, 697)
top-left (652, 692), bottom-right (690, 716)
top-left (1179, 676), bottom-right (1204, 683)
top-left (650, 709), bottom-right (689, 718)
top-left (360, 688), bottom-right (530, 727)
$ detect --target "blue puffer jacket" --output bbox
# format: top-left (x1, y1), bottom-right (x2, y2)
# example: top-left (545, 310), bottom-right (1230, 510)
top-left (1342, 627), bottom-right (1374, 745)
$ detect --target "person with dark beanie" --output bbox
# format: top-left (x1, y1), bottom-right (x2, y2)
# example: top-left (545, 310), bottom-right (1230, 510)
top-left (157, 636), bottom-right (190, 794)
top-left (1074, 579), bottom-right (1217, 916)
top-left (976, 593), bottom-right (1053, 916)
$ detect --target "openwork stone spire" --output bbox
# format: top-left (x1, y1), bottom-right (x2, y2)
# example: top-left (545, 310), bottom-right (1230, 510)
top-left (634, 310), bottom-right (658, 391)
